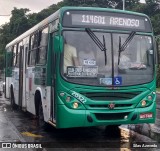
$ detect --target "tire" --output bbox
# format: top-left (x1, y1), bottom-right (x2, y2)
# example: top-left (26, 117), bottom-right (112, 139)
top-left (10, 88), bottom-right (17, 109)
top-left (0, 91), bottom-right (2, 97)
top-left (105, 125), bottom-right (120, 137)
top-left (38, 101), bottom-right (49, 129)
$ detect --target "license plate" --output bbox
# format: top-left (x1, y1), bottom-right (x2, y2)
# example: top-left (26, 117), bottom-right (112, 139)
top-left (140, 113), bottom-right (153, 119)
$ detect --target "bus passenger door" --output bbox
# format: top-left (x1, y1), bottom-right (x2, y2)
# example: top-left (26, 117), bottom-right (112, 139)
top-left (50, 33), bottom-right (57, 122)
top-left (5, 51), bottom-right (13, 98)
top-left (13, 43), bottom-right (22, 106)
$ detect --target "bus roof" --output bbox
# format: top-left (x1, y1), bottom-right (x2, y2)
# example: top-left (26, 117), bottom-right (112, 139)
top-left (60, 6), bottom-right (149, 18)
top-left (6, 6), bottom-right (150, 48)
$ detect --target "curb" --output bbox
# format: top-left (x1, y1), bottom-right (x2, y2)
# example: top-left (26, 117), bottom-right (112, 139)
top-left (120, 126), bottom-right (159, 151)
top-left (150, 124), bottom-right (160, 142)
top-left (126, 123), bottom-right (160, 143)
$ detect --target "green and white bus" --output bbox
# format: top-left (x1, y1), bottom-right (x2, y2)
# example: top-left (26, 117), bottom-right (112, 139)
top-left (5, 7), bottom-right (157, 128)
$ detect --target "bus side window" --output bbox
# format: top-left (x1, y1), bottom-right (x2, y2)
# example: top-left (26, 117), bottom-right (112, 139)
top-left (10, 46), bottom-right (14, 67)
top-left (28, 33), bottom-right (38, 66)
top-left (15, 43), bottom-right (20, 67)
top-left (25, 47), bottom-right (28, 69)
top-left (6, 47), bottom-right (12, 67)
top-left (23, 36), bottom-right (29, 68)
top-left (15, 42), bottom-right (22, 67)
top-left (15, 44), bottom-right (20, 67)
top-left (13, 45), bottom-right (17, 67)
top-left (37, 26), bottom-right (48, 64)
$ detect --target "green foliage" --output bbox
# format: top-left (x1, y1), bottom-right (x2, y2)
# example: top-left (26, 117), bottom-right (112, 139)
top-left (0, 55), bottom-right (4, 70)
top-left (9, 8), bottom-right (30, 38)
top-left (0, 0), bottom-right (160, 70)
top-left (151, 14), bottom-right (160, 35)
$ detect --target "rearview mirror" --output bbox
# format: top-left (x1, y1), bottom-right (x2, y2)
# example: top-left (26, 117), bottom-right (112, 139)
top-left (147, 49), bottom-right (153, 66)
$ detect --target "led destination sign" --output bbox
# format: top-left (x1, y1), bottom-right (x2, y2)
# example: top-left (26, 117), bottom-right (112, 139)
top-left (63, 11), bottom-right (152, 32)
top-left (72, 14), bottom-right (145, 30)
top-left (72, 14), bottom-right (143, 29)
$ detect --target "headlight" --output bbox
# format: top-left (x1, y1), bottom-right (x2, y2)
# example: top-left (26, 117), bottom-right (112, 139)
top-left (73, 102), bottom-right (79, 109)
top-left (59, 92), bottom-right (85, 109)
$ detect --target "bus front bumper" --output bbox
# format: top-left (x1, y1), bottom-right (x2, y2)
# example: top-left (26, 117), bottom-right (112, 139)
top-left (56, 102), bottom-right (156, 128)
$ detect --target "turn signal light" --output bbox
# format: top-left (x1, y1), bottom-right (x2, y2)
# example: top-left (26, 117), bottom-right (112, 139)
top-left (147, 95), bottom-right (152, 101)
top-left (66, 96), bottom-right (71, 102)
top-left (60, 92), bottom-right (65, 96)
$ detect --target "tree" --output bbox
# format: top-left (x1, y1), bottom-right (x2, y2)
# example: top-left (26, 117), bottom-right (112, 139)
top-left (9, 8), bottom-right (30, 38)
top-left (0, 8), bottom-right (31, 70)
top-left (151, 14), bottom-right (160, 35)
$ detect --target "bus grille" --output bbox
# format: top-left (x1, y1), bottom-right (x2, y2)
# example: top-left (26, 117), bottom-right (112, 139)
top-left (95, 112), bottom-right (129, 120)
top-left (89, 104), bottom-right (132, 109)
top-left (80, 92), bottom-right (141, 101)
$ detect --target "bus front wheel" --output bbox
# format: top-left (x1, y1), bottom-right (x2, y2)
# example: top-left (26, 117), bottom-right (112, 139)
top-left (37, 100), bottom-right (48, 129)
top-left (105, 125), bottom-right (121, 137)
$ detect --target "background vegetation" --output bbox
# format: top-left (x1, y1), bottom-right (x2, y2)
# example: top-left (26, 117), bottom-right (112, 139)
top-left (0, 0), bottom-right (160, 84)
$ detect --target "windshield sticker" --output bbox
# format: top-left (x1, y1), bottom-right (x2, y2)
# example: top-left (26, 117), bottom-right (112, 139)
top-left (67, 66), bottom-right (98, 77)
top-left (100, 78), bottom-right (112, 85)
top-left (83, 59), bottom-right (96, 66)
top-left (114, 77), bottom-right (122, 86)
top-left (130, 62), bottom-right (146, 69)
top-left (100, 77), bottom-right (122, 85)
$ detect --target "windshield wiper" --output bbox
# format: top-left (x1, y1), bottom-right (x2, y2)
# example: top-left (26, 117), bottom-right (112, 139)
top-left (118, 31), bottom-right (136, 65)
top-left (85, 28), bottom-right (107, 65)
top-left (103, 35), bottom-right (107, 65)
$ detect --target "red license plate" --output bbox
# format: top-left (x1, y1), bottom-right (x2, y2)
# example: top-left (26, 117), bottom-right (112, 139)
top-left (140, 113), bottom-right (153, 119)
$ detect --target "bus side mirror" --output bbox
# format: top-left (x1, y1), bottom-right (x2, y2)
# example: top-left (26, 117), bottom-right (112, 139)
top-left (53, 36), bottom-right (63, 53)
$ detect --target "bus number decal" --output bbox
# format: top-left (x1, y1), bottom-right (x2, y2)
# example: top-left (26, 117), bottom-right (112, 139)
top-left (71, 92), bottom-right (86, 103)
top-left (82, 15), bottom-right (105, 25)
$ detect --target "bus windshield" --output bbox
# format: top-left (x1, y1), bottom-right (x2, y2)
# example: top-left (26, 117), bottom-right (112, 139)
top-left (62, 30), bottom-right (154, 86)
